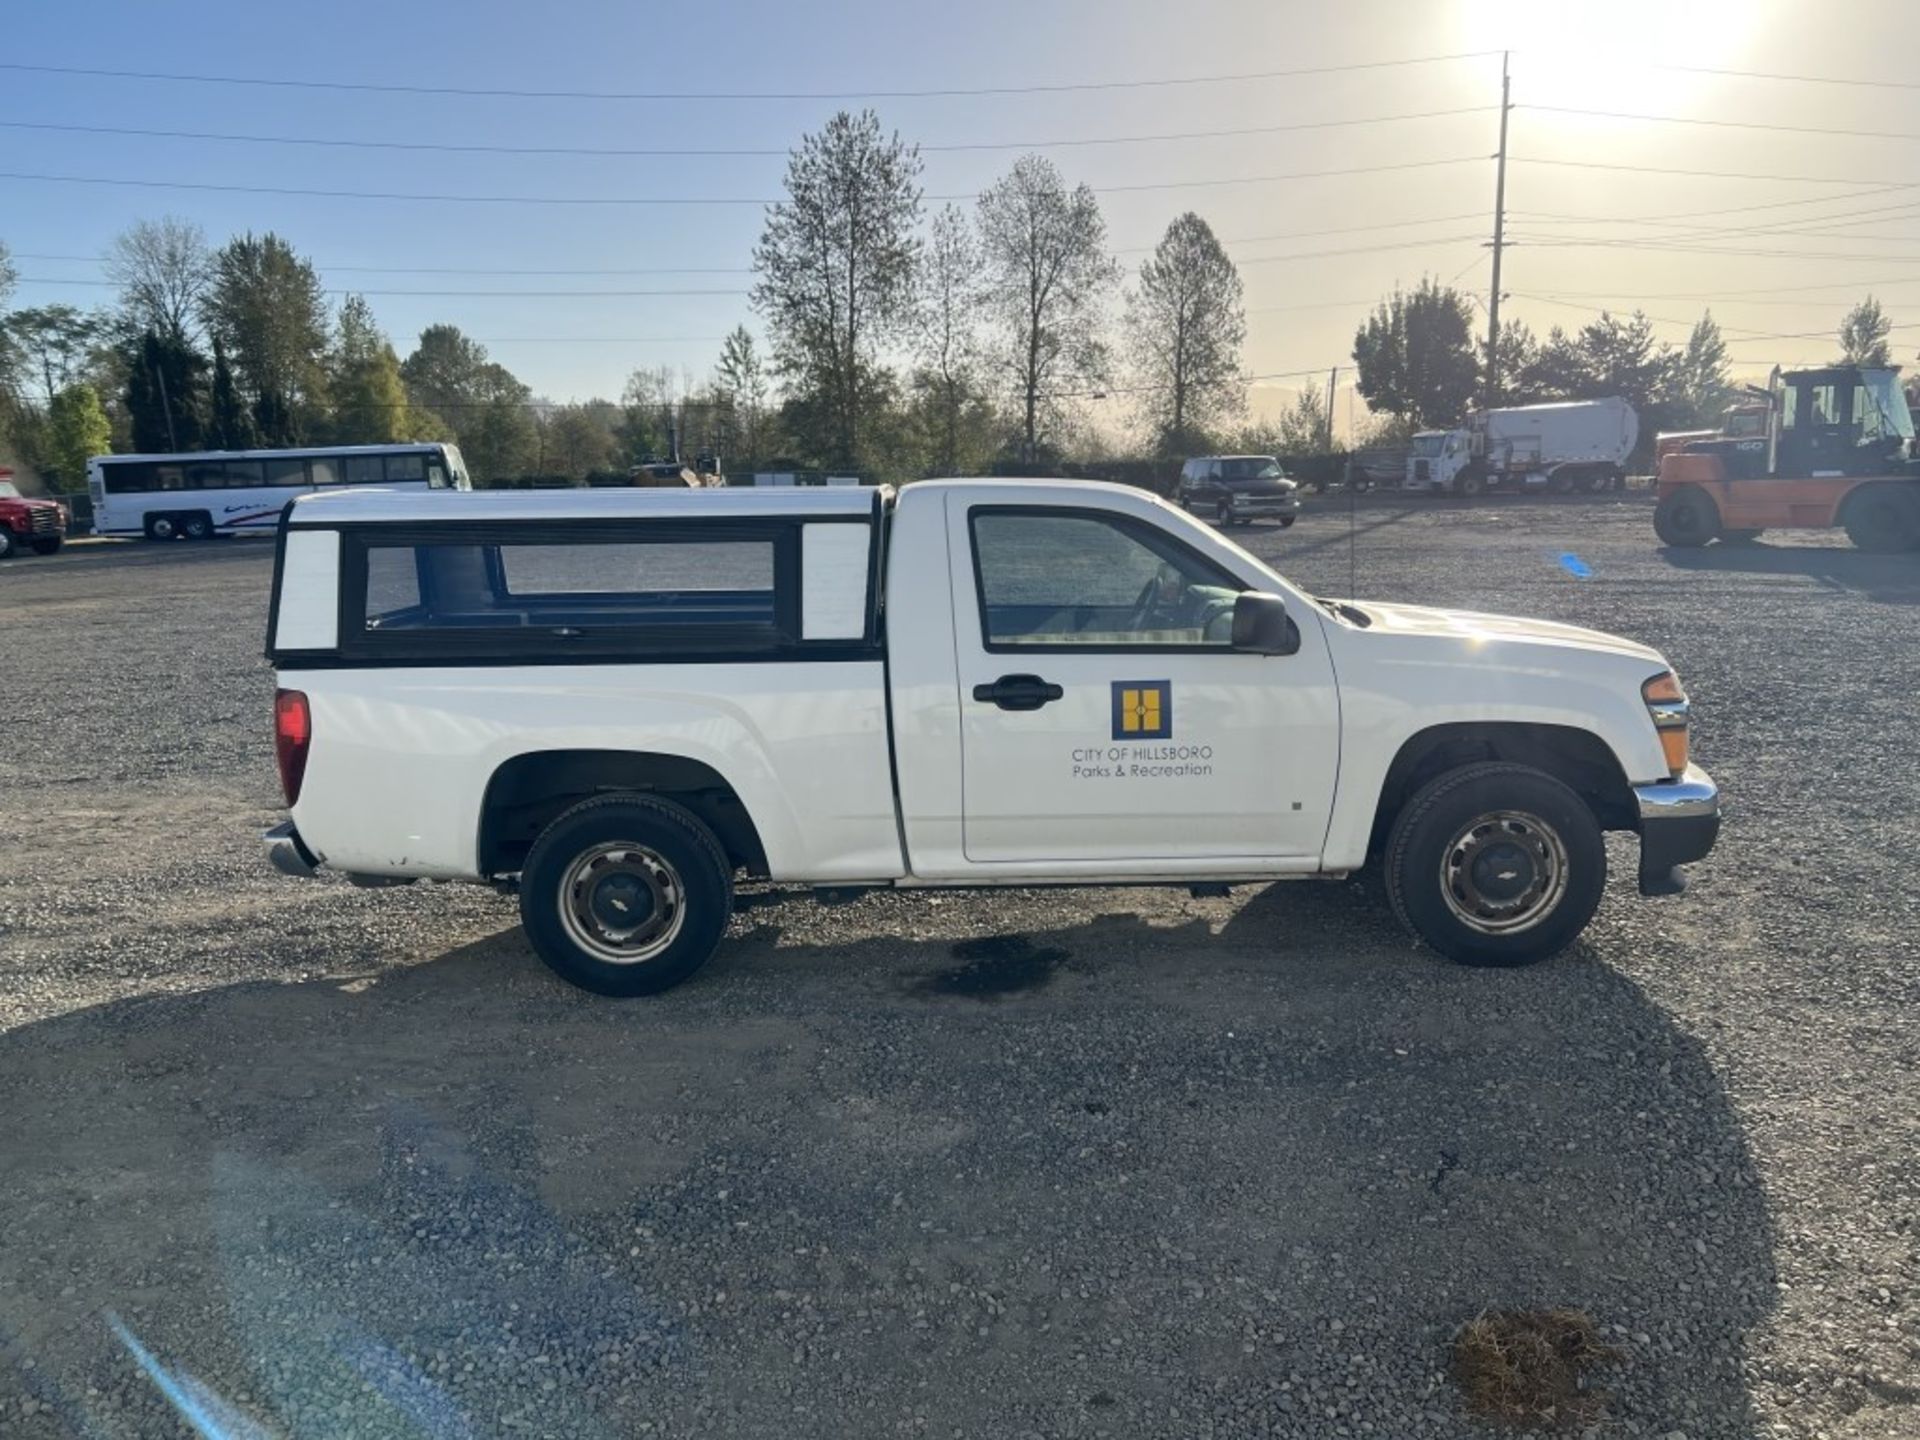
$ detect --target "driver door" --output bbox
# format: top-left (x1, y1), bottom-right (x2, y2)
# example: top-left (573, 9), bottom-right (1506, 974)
top-left (950, 497), bottom-right (1339, 867)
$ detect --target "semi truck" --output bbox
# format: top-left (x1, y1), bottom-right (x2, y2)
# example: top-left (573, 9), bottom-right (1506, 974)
top-left (1405, 398), bottom-right (1639, 496)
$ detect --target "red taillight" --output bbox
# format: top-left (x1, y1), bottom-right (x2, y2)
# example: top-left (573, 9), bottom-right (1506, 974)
top-left (274, 689), bottom-right (311, 805)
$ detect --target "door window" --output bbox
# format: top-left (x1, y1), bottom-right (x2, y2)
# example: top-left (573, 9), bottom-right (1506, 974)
top-left (971, 509), bottom-right (1243, 649)
top-left (1810, 384), bottom-right (1841, 426)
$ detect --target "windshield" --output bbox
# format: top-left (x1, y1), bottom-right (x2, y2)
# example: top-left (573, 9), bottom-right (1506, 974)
top-left (1855, 370), bottom-right (1915, 442)
top-left (1218, 457), bottom-right (1283, 483)
top-left (0, 482), bottom-right (20, 499)
top-left (1410, 434), bottom-right (1446, 457)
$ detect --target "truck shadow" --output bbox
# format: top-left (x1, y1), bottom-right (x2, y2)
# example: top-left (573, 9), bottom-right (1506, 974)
top-left (0, 892), bottom-right (1774, 1438)
top-left (1659, 541), bottom-right (1920, 605)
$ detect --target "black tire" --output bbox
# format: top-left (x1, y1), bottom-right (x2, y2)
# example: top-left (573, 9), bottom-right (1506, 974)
top-left (30, 537), bottom-right (62, 556)
top-left (1653, 487), bottom-right (1721, 547)
top-left (1458, 468), bottom-right (1485, 498)
top-left (1841, 485), bottom-right (1920, 553)
top-left (1581, 468), bottom-right (1609, 494)
top-left (1384, 761), bottom-right (1605, 968)
top-left (145, 513), bottom-right (179, 541)
top-left (1214, 500), bottom-right (1231, 527)
top-left (518, 793), bottom-right (733, 996)
top-left (182, 512), bottom-right (213, 541)
top-left (0, 529), bottom-right (14, 560)
top-left (1278, 516), bottom-right (1296, 528)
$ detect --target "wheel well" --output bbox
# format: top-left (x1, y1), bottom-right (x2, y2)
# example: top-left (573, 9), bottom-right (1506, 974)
top-left (1368, 723), bottom-right (1636, 858)
top-left (478, 750), bottom-right (769, 878)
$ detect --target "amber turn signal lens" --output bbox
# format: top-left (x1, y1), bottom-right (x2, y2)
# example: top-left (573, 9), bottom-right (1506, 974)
top-left (1642, 672), bottom-right (1685, 705)
top-left (1659, 725), bottom-right (1690, 774)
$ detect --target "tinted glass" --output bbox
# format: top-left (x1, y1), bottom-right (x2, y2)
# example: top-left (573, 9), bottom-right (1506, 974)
top-left (1219, 458), bottom-right (1281, 481)
top-left (223, 461), bottom-right (265, 489)
top-left (972, 511), bottom-right (1241, 647)
top-left (357, 535), bottom-right (780, 638)
top-left (310, 457), bottom-right (342, 486)
top-left (345, 456), bottom-right (383, 486)
top-left (102, 463), bottom-right (156, 494)
top-left (384, 453), bottom-right (427, 483)
top-left (266, 458), bottom-right (309, 487)
top-left (186, 461), bottom-right (228, 490)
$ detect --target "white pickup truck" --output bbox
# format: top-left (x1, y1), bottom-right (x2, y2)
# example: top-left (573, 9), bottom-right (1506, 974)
top-left (261, 480), bottom-right (1719, 995)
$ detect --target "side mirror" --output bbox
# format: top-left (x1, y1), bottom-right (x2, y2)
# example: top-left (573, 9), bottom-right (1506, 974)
top-left (1231, 591), bottom-right (1301, 656)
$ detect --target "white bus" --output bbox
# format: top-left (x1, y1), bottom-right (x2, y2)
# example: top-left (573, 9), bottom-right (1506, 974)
top-left (88, 443), bottom-right (471, 540)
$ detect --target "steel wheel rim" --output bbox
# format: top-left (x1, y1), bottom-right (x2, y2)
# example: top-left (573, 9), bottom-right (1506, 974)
top-left (557, 842), bottom-right (686, 965)
top-left (1438, 809), bottom-right (1569, 935)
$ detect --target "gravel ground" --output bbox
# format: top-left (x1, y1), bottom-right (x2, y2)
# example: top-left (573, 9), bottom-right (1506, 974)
top-left (0, 495), bottom-right (1915, 1439)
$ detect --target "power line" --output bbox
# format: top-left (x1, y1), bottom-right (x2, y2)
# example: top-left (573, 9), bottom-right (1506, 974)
top-left (1506, 236), bottom-right (1920, 263)
top-left (1521, 275), bottom-right (1920, 303)
top-left (0, 105), bottom-right (1498, 159)
top-left (1644, 61), bottom-right (1920, 94)
top-left (1526, 104), bottom-right (1920, 144)
top-left (12, 276), bottom-right (751, 298)
top-left (1514, 156), bottom-right (1920, 188)
top-left (18, 211), bottom-right (1493, 274)
top-left (1231, 234), bottom-right (1484, 266)
top-left (0, 52), bottom-right (1498, 103)
top-left (0, 155), bottom-right (1486, 207)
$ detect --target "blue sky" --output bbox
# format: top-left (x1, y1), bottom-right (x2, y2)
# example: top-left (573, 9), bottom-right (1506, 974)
top-left (4, 1), bottom-right (1912, 421)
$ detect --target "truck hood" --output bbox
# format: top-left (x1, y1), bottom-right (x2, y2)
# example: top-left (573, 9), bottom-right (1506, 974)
top-left (1343, 599), bottom-right (1665, 666)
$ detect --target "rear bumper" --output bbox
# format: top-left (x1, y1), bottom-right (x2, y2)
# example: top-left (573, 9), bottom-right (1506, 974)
top-left (263, 820), bottom-right (320, 878)
top-left (1632, 763), bottom-right (1720, 896)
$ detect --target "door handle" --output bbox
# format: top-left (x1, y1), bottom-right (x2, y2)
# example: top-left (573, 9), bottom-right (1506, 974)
top-left (972, 673), bottom-right (1064, 711)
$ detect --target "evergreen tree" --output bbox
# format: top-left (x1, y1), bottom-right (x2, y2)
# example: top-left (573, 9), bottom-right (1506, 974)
top-left (326, 295), bottom-right (416, 443)
top-left (1838, 296), bottom-right (1893, 367)
top-left (124, 330), bottom-right (208, 452)
top-left (1351, 279), bottom-right (1478, 428)
top-left (209, 337), bottom-right (256, 450)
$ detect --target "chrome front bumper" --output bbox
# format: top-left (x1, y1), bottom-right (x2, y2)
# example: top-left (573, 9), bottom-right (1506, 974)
top-left (1631, 762), bottom-right (1720, 896)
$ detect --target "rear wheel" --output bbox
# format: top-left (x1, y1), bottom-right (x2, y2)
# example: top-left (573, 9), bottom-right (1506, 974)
top-left (182, 512), bottom-right (213, 541)
top-left (519, 793), bottom-right (733, 996)
top-left (1215, 500), bottom-right (1231, 527)
top-left (146, 513), bottom-right (179, 541)
top-left (1654, 487), bottom-right (1721, 547)
top-left (30, 537), bottom-right (62, 556)
top-left (1385, 762), bottom-right (1606, 967)
top-left (1841, 485), bottom-right (1920, 553)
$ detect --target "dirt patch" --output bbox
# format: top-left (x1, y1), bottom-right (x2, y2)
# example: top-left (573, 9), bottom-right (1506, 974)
top-left (1451, 1307), bottom-right (1622, 1428)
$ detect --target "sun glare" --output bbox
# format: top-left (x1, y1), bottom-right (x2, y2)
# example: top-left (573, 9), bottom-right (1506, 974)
top-left (1456, 0), bottom-right (1764, 110)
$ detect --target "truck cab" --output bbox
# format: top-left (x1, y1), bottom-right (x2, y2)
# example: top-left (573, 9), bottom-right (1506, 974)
top-left (0, 481), bottom-right (69, 559)
top-left (263, 479), bottom-right (1719, 996)
top-left (1405, 430), bottom-right (1473, 493)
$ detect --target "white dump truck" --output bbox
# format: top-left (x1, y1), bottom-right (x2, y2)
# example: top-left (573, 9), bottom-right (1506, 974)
top-left (1406, 398), bottom-right (1640, 496)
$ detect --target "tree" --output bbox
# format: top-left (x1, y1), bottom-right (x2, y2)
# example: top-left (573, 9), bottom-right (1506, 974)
top-left (1524, 310), bottom-right (1673, 411)
top-left (1274, 386), bottom-right (1336, 455)
top-left (1839, 296), bottom-right (1892, 367)
top-left (977, 155), bottom-right (1118, 460)
top-left (208, 337), bottom-right (255, 450)
top-left (540, 401), bottom-right (619, 479)
top-left (712, 326), bottom-right (770, 464)
top-left (400, 324), bottom-right (535, 481)
top-left (205, 232), bottom-right (330, 444)
top-left (124, 330), bottom-right (208, 452)
top-left (911, 206), bottom-right (991, 476)
top-left (1351, 278), bottom-right (1478, 428)
top-left (326, 295), bottom-right (420, 444)
top-left (106, 218), bottom-right (212, 345)
top-left (1490, 319), bottom-right (1543, 404)
top-left (1126, 212), bottom-right (1245, 456)
top-left (752, 110), bottom-right (923, 469)
top-left (1669, 312), bottom-right (1733, 428)
top-left (5, 305), bottom-right (103, 405)
top-left (0, 241), bottom-right (15, 306)
top-left (46, 383), bottom-right (111, 486)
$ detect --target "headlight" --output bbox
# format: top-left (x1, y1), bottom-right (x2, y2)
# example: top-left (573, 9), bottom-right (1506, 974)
top-left (1642, 671), bottom-right (1690, 775)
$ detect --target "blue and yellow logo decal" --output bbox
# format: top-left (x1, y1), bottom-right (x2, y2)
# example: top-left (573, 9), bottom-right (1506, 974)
top-left (1111, 680), bottom-right (1172, 740)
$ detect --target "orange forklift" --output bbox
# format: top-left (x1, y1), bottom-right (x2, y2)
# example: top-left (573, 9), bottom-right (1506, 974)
top-left (1654, 365), bottom-right (1919, 550)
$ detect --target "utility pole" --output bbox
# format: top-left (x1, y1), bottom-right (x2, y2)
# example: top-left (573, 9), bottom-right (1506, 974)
top-left (1323, 366), bottom-right (1338, 452)
top-left (1485, 50), bottom-right (1511, 408)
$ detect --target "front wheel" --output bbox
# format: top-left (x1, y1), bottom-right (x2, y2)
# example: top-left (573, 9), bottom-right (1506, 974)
top-left (1384, 762), bottom-right (1605, 967)
top-left (0, 529), bottom-right (15, 560)
top-left (1214, 500), bottom-right (1231, 527)
top-left (30, 537), bottom-right (63, 556)
top-left (519, 794), bottom-right (733, 996)
top-left (1278, 516), bottom-right (1296, 528)
top-left (1842, 485), bottom-right (1920, 553)
top-left (1653, 487), bottom-right (1721, 547)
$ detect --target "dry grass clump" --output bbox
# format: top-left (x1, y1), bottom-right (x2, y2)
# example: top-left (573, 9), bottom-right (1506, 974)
top-left (1450, 1307), bottom-right (1622, 1427)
